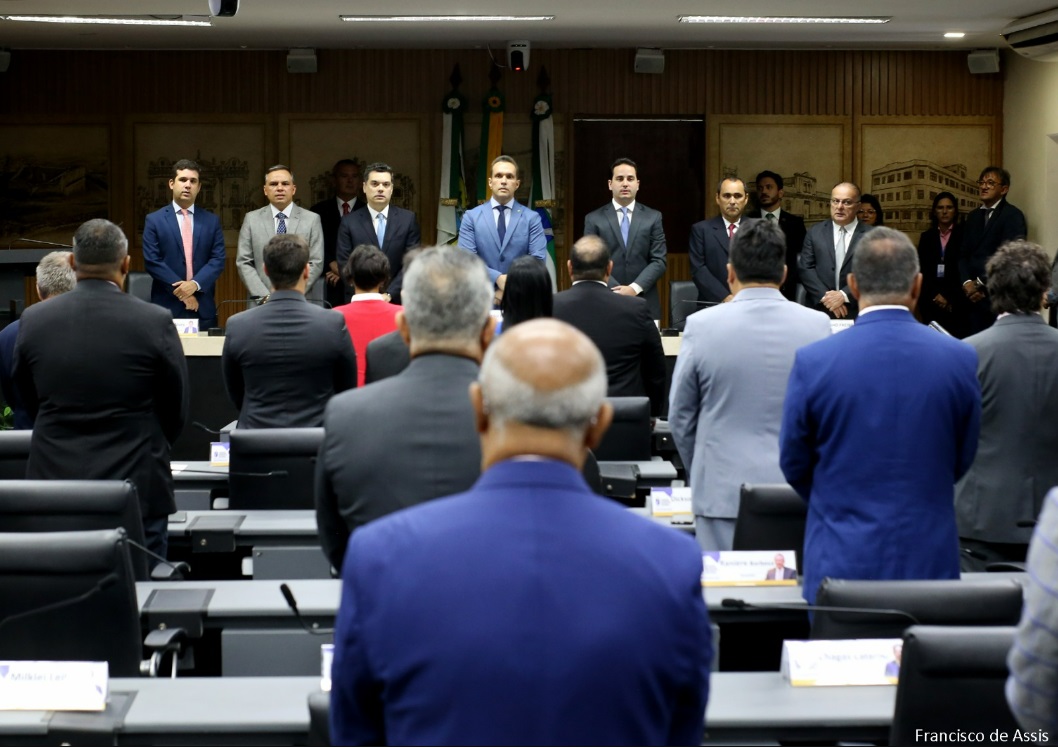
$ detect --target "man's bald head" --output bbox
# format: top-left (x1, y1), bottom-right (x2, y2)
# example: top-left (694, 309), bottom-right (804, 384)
top-left (568, 235), bottom-right (612, 282)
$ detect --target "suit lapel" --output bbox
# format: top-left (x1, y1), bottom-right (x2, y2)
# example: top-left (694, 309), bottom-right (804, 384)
top-left (625, 206), bottom-right (645, 250)
top-left (286, 205), bottom-right (301, 235)
top-left (711, 219), bottom-right (729, 257)
top-left (604, 207), bottom-right (625, 256)
top-left (840, 223), bottom-right (868, 275)
top-left (165, 206), bottom-right (191, 277)
top-left (501, 203), bottom-right (523, 252)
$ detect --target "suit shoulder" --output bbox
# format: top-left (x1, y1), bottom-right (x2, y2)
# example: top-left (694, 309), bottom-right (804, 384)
top-left (309, 199), bottom-right (332, 215)
top-left (635, 202), bottom-right (662, 219)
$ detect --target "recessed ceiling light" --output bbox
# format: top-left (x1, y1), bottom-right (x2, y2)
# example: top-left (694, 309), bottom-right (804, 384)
top-left (339, 15), bottom-right (554, 23)
top-left (679, 15), bottom-right (890, 24)
top-left (0, 15), bottom-right (211, 26)
top-left (944, 32), bottom-right (966, 38)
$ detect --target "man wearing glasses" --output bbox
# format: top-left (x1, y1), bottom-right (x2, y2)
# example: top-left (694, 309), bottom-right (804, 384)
top-left (799, 182), bottom-right (871, 319)
top-left (959, 166), bottom-right (1027, 335)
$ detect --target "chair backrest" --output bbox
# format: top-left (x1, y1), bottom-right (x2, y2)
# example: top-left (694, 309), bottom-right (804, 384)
top-left (811, 578), bottom-right (1024, 640)
top-left (669, 280), bottom-right (700, 331)
top-left (0, 429), bottom-right (32, 479)
top-left (126, 271), bottom-right (152, 303)
top-left (0, 479), bottom-right (149, 580)
top-left (593, 397), bottom-right (651, 461)
top-left (890, 625), bottom-right (1019, 744)
top-left (228, 427), bottom-right (324, 510)
top-left (0, 528), bottom-right (143, 676)
top-left (732, 484), bottom-right (806, 565)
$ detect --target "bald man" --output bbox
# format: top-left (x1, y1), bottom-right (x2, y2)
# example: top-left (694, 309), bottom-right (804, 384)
top-left (330, 319), bottom-right (712, 746)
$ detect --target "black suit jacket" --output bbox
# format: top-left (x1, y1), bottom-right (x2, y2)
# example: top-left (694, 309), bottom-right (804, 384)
top-left (222, 290), bottom-right (358, 429)
top-left (552, 282), bottom-right (667, 415)
top-left (311, 197), bottom-right (366, 309)
top-left (959, 199), bottom-right (1027, 334)
top-left (364, 330), bottom-right (411, 384)
top-left (917, 224), bottom-right (968, 336)
top-left (688, 216), bottom-right (736, 304)
top-left (13, 280), bottom-right (188, 518)
top-left (747, 209), bottom-right (807, 300)
top-left (583, 203), bottom-right (667, 319)
top-left (799, 220), bottom-right (870, 319)
top-left (336, 205), bottom-right (421, 304)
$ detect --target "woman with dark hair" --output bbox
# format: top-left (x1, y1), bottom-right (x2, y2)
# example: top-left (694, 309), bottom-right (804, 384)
top-left (498, 256), bottom-right (552, 332)
top-left (858, 194), bottom-right (885, 227)
top-left (917, 191), bottom-right (967, 336)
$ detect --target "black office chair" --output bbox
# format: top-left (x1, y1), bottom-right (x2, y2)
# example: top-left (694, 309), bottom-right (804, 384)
top-left (732, 484), bottom-right (806, 563)
top-left (593, 397), bottom-right (652, 462)
top-left (669, 280), bottom-right (700, 332)
top-left (0, 479), bottom-right (150, 580)
top-left (126, 271), bottom-right (153, 303)
top-left (0, 429), bottom-right (32, 479)
top-left (811, 578), bottom-right (1024, 640)
top-left (0, 528), bottom-right (184, 676)
top-left (228, 427), bottom-right (324, 510)
top-left (890, 626), bottom-right (1019, 745)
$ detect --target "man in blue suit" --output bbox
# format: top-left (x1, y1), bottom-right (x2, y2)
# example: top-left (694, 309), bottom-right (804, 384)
top-left (330, 318), bottom-right (712, 746)
top-left (780, 227), bottom-right (981, 604)
top-left (458, 155), bottom-right (546, 297)
top-left (142, 159), bottom-right (227, 330)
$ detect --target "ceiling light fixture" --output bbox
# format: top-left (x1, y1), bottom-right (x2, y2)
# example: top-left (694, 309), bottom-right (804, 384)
top-left (944, 32), bottom-right (966, 38)
top-left (678, 15), bottom-right (890, 24)
top-left (339, 15), bottom-right (554, 23)
top-left (0, 15), bottom-right (212, 26)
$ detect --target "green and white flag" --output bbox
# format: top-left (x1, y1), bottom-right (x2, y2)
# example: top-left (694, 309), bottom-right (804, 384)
top-left (437, 82), bottom-right (467, 245)
top-left (531, 89), bottom-right (557, 291)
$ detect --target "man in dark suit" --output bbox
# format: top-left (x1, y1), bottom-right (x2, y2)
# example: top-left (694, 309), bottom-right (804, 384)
top-left (956, 241), bottom-right (1058, 570)
top-left (329, 318), bottom-right (711, 746)
top-left (13, 219), bottom-right (188, 561)
top-left (552, 235), bottom-right (667, 416)
top-left (799, 181), bottom-right (871, 319)
top-left (310, 159), bottom-right (364, 309)
top-left (335, 161), bottom-right (421, 304)
top-left (315, 247), bottom-right (494, 570)
top-left (688, 177), bottom-right (750, 304)
top-left (582, 157), bottom-right (668, 319)
top-left (959, 166), bottom-right (1028, 335)
top-left (749, 170), bottom-right (807, 301)
top-left (142, 158), bottom-right (227, 329)
top-left (222, 234), bottom-right (357, 429)
top-left (781, 227), bottom-right (981, 603)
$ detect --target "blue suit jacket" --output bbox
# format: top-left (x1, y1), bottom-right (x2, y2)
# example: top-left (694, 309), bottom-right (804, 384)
top-left (779, 308), bottom-right (981, 603)
top-left (331, 459), bottom-right (712, 746)
top-left (458, 200), bottom-right (546, 283)
top-left (142, 204), bottom-right (227, 323)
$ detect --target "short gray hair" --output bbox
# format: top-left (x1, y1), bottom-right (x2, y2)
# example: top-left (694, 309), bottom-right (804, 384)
top-left (401, 247), bottom-right (492, 346)
top-left (851, 227), bottom-right (919, 300)
top-left (478, 334), bottom-right (607, 434)
top-left (36, 251), bottom-right (75, 299)
top-left (72, 219), bottom-right (127, 266)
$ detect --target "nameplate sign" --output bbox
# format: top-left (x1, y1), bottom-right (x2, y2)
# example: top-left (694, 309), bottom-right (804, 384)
top-left (781, 639), bottom-right (902, 687)
top-left (0, 661), bottom-right (108, 711)
top-left (210, 441), bottom-right (230, 467)
top-left (173, 318), bottom-right (200, 336)
top-left (701, 550), bottom-right (799, 586)
top-left (650, 487), bottom-right (692, 517)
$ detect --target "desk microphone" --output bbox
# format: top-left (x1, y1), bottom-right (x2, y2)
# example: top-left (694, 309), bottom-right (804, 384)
top-left (193, 421), bottom-right (225, 435)
top-left (280, 583), bottom-right (334, 636)
top-left (0, 573), bottom-right (120, 635)
top-left (720, 598), bottom-right (920, 625)
top-left (13, 238), bottom-right (74, 249)
top-left (127, 538), bottom-right (191, 579)
top-left (177, 468), bottom-right (290, 478)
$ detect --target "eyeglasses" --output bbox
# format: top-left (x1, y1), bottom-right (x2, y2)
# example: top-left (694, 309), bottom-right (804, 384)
top-left (830, 198), bottom-right (859, 207)
top-left (977, 179), bottom-right (1001, 188)
top-left (858, 208), bottom-right (876, 215)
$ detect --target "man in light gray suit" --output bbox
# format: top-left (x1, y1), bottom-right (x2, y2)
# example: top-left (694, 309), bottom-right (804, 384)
top-left (583, 158), bottom-right (667, 320)
top-left (799, 181), bottom-right (870, 320)
top-left (669, 218), bottom-right (831, 551)
top-left (315, 246), bottom-right (495, 571)
top-left (237, 164), bottom-right (325, 305)
top-left (956, 240), bottom-right (1058, 570)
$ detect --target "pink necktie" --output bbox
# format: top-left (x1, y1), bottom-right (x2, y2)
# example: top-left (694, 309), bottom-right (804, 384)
top-left (727, 223), bottom-right (736, 240)
top-left (180, 208), bottom-right (193, 281)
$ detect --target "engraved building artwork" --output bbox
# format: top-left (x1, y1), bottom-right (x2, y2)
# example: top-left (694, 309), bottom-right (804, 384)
top-left (137, 154), bottom-right (253, 235)
top-left (307, 163), bottom-right (417, 212)
top-left (868, 160), bottom-right (978, 235)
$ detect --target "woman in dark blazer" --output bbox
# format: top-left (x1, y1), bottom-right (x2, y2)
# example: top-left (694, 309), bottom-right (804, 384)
top-left (917, 191), bottom-right (968, 337)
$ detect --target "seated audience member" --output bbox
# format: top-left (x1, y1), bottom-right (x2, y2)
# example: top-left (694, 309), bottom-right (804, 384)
top-left (315, 247), bottom-right (494, 570)
top-left (498, 254), bottom-right (553, 333)
top-left (336, 244), bottom-right (402, 387)
top-left (0, 251), bottom-right (76, 429)
top-left (222, 234), bottom-right (357, 429)
top-left (361, 248), bottom-right (423, 385)
top-left (552, 234), bottom-right (667, 416)
top-left (330, 318), bottom-right (712, 745)
top-left (780, 227), bottom-right (981, 603)
top-left (956, 241), bottom-right (1058, 570)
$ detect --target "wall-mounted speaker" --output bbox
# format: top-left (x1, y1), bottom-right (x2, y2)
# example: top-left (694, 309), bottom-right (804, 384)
top-left (286, 49), bottom-right (318, 74)
top-left (634, 48), bottom-right (665, 75)
top-left (967, 49), bottom-right (1001, 74)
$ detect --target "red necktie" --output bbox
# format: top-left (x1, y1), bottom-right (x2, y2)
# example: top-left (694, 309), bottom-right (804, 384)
top-left (342, 202), bottom-right (350, 216)
top-left (727, 222), bottom-right (736, 240)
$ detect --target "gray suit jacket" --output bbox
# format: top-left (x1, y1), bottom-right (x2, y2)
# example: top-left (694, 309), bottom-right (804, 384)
top-left (315, 353), bottom-right (483, 570)
top-left (799, 219), bottom-right (870, 319)
top-left (236, 203), bottom-right (325, 302)
top-left (583, 202), bottom-right (667, 319)
top-left (364, 330), bottom-right (410, 384)
top-left (955, 314), bottom-right (1058, 544)
top-left (669, 287), bottom-right (831, 521)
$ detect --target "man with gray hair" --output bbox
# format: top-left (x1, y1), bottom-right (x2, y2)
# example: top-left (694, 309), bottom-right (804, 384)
top-left (0, 251), bottom-right (76, 429)
top-left (780, 227), bottom-right (981, 604)
top-left (329, 318), bottom-right (712, 745)
top-left (13, 219), bottom-right (188, 562)
top-left (315, 246), bottom-right (495, 570)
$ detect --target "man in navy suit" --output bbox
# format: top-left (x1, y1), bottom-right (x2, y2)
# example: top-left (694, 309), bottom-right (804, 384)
top-left (335, 161), bottom-right (420, 304)
top-left (688, 177), bottom-right (750, 304)
top-left (780, 227), bottom-right (981, 604)
top-left (583, 158), bottom-right (668, 319)
top-left (799, 181), bottom-right (871, 320)
top-left (748, 170), bottom-right (807, 301)
top-left (330, 318), bottom-right (712, 746)
top-left (142, 158), bottom-right (227, 329)
top-left (458, 155), bottom-right (546, 298)
top-left (310, 159), bottom-right (365, 309)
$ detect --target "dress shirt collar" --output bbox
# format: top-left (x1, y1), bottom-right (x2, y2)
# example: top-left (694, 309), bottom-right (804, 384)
top-left (981, 197), bottom-right (1005, 210)
top-left (350, 293), bottom-right (386, 302)
top-left (367, 205), bottom-right (390, 221)
top-left (833, 218), bottom-right (858, 242)
top-left (733, 287), bottom-right (784, 302)
top-left (171, 201), bottom-right (195, 216)
top-left (572, 279), bottom-right (609, 287)
top-left (612, 199), bottom-right (636, 214)
top-left (762, 207), bottom-right (781, 220)
top-left (724, 216), bottom-right (741, 231)
top-left (270, 203), bottom-right (293, 219)
top-left (858, 304), bottom-right (908, 317)
top-left (489, 196), bottom-right (515, 211)
top-left (337, 196), bottom-right (358, 213)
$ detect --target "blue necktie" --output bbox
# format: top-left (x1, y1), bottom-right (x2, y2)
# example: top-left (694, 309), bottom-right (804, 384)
top-left (620, 207), bottom-right (630, 246)
top-left (496, 204), bottom-right (507, 244)
top-left (376, 213), bottom-right (386, 248)
top-left (276, 212), bottom-right (287, 234)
